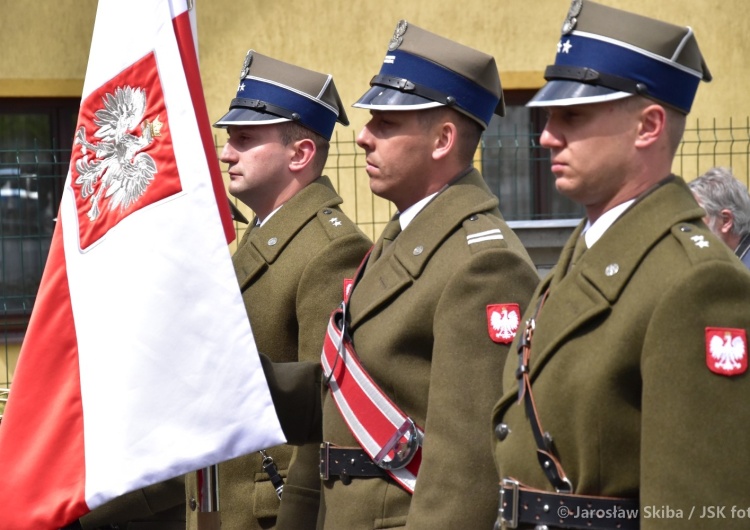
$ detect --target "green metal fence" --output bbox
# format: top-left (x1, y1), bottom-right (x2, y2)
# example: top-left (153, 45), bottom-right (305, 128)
top-left (2, 118), bottom-right (750, 406)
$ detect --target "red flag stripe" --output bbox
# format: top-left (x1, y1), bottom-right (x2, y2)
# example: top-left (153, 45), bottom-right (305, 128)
top-left (0, 221), bottom-right (87, 528)
top-left (0, 2), bottom-right (285, 526)
top-left (171, 9), bottom-right (235, 244)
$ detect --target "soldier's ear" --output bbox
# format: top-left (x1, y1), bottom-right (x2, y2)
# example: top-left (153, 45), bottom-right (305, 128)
top-left (432, 121), bottom-right (457, 162)
top-left (289, 138), bottom-right (316, 173)
top-left (634, 104), bottom-right (666, 149)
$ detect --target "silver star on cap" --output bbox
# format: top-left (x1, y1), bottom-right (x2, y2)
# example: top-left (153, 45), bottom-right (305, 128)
top-left (557, 39), bottom-right (574, 54)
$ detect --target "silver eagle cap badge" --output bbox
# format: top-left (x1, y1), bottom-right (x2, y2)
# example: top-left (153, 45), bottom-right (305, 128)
top-left (389, 20), bottom-right (408, 51)
top-left (562, 0), bottom-right (583, 35)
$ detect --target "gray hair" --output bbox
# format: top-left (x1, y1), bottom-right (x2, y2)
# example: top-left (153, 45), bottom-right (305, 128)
top-left (689, 167), bottom-right (750, 237)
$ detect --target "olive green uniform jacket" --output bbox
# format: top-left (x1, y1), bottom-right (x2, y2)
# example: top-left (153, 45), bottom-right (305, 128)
top-left (78, 477), bottom-right (185, 530)
top-left (492, 177), bottom-right (750, 529)
top-left (303, 169), bottom-right (538, 529)
top-left (185, 176), bottom-right (371, 530)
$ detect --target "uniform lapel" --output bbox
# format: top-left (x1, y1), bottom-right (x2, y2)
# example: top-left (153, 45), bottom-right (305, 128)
top-left (349, 169), bottom-right (498, 328)
top-left (549, 221), bottom-right (585, 289)
top-left (232, 175), bottom-right (343, 290)
top-left (497, 177), bottom-right (705, 408)
top-left (232, 225), bottom-right (268, 290)
top-left (367, 216), bottom-right (401, 267)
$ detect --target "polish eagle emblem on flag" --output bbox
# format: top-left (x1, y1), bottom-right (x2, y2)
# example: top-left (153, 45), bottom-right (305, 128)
top-left (487, 304), bottom-right (521, 344)
top-left (706, 327), bottom-right (748, 376)
top-left (74, 86), bottom-right (161, 222)
top-left (70, 52), bottom-right (182, 250)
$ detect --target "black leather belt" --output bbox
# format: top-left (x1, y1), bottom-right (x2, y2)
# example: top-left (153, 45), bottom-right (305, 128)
top-left (496, 479), bottom-right (639, 530)
top-left (319, 443), bottom-right (387, 484)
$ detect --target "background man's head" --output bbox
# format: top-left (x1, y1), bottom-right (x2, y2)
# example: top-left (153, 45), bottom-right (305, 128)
top-left (689, 167), bottom-right (750, 250)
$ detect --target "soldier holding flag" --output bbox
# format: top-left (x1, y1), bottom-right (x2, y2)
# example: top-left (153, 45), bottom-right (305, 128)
top-left (183, 52), bottom-right (371, 530)
top-left (74, 43), bottom-right (369, 530)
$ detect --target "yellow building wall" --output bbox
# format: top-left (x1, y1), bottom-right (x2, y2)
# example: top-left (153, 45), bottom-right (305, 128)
top-left (0, 344), bottom-right (19, 389)
top-left (0, 0), bottom-right (96, 97)
top-left (3, 0), bottom-right (747, 136)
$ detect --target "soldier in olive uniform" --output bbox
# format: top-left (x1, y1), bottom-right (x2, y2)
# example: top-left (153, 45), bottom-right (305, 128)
top-left (73, 479), bottom-right (185, 530)
top-left (184, 52), bottom-right (371, 530)
top-left (264, 21), bottom-right (539, 530)
top-left (492, 2), bottom-right (750, 530)
top-left (75, 52), bottom-right (370, 530)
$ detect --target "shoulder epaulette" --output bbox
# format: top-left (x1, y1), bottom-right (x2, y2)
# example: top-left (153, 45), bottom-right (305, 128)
top-left (316, 207), bottom-right (359, 240)
top-left (461, 213), bottom-right (509, 252)
top-left (671, 222), bottom-right (735, 265)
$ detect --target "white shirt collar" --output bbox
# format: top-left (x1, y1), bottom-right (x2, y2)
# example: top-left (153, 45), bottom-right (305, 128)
top-left (398, 191), bottom-right (440, 231)
top-left (582, 199), bottom-right (636, 248)
top-left (257, 205), bottom-right (283, 227)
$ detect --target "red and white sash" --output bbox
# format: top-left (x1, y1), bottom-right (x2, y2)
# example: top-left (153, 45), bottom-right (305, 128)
top-left (321, 266), bottom-right (424, 493)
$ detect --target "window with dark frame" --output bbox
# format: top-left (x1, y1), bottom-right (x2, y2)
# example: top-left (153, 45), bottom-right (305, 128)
top-left (480, 89), bottom-right (584, 221)
top-left (0, 97), bottom-right (79, 329)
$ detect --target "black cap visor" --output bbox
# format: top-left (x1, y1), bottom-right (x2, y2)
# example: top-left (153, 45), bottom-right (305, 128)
top-left (213, 107), bottom-right (289, 128)
top-left (527, 80), bottom-right (632, 108)
top-left (352, 86), bottom-right (444, 111)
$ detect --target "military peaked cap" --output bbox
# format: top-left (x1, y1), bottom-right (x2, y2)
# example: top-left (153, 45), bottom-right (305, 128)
top-left (214, 51), bottom-right (348, 140)
top-left (528, 0), bottom-right (711, 114)
top-left (353, 20), bottom-right (505, 128)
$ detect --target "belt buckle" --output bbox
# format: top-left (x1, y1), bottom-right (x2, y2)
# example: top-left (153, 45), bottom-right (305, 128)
top-left (496, 478), bottom-right (519, 529)
top-left (319, 442), bottom-right (330, 480)
top-left (372, 418), bottom-right (421, 471)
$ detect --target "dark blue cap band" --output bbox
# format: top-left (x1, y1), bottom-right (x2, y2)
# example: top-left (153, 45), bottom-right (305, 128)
top-left (234, 78), bottom-right (338, 138)
top-left (553, 33), bottom-right (702, 113)
top-left (378, 50), bottom-right (499, 126)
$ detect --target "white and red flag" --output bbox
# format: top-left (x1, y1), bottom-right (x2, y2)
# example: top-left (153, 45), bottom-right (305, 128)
top-left (0, 1), bottom-right (284, 528)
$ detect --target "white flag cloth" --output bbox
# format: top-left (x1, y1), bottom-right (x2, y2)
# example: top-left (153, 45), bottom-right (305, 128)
top-left (0, 1), bottom-right (284, 528)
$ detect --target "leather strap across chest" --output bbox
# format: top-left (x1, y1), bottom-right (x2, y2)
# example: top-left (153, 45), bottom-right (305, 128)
top-left (515, 289), bottom-right (573, 493)
top-left (498, 289), bottom-right (640, 529)
top-left (320, 249), bottom-right (424, 493)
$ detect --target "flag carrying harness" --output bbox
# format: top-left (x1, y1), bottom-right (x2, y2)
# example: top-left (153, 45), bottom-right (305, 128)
top-left (320, 249), bottom-right (423, 493)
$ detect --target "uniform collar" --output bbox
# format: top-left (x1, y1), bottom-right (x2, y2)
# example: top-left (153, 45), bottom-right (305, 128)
top-left (390, 168), bottom-right (498, 279)
top-left (397, 167), bottom-right (472, 231)
top-left (575, 177), bottom-right (704, 303)
top-left (242, 175), bottom-right (342, 263)
top-left (398, 191), bottom-right (440, 231)
top-left (583, 199), bottom-right (636, 248)
top-left (257, 204), bottom-right (283, 227)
